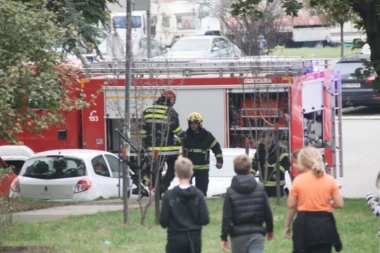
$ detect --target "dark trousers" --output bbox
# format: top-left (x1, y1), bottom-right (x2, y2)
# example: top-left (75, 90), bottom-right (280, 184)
top-left (166, 232), bottom-right (201, 253)
top-left (303, 244), bottom-right (332, 253)
top-left (162, 156), bottom-right (177, 188)
top-left (190, 169), bottom-right (209, 196)
top-left (265, 185), bottom-right (284, 198)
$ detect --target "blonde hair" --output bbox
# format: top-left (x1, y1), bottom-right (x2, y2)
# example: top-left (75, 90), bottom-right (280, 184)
top-left (175, 157), bottom-right (193, 179)
top-left (297, 146), bottom-right (325, 177)
top-left (234, 154), bottom-right (251, 175)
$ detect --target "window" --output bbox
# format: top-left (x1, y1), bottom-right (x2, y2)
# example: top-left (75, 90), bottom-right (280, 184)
top-left (91, 155), bottom-right (111, 177)
top-left (212, 39), bottom-right (219, 49)
top-left (139, 38), bottom-right (148, 49)
top-left (176, 15), bottom-right (196, 30)
top-left (162, 16), bottom-right (170, 28)
top-left (139, 38), bottom-right (162, 51)
top-left (171, 39), bottom-right (210, 51)
top-left (105, 154), bottom-right (122, 178)
top-left (4, 160), bottom-right (25, 175)
top-left (333, 62), bottom-right (369, 78)
top-left (219, 39), bottom-right (228, 49)
top-left (112, 16), bottom-right (142, 29)
top-left (152, 40), bottom-right (162, 51)
top-left (22, 156), bottom-right (86, 179)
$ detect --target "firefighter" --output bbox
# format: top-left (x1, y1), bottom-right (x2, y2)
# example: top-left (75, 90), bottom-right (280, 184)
top-left (184, 112), bottom-right (223, 196)
top-left (251, 131), bottom-right (290, 198)
top-left (139, 89), bottom-right (185, 194)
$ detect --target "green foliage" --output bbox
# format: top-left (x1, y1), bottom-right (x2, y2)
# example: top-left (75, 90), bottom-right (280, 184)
top-left (231, 0), bottom-right (380, 92)
top-left (231, 0), bottom-right (302, 17)
top-left (13, 0), bottom-right (118, 57)
top-left (0, 0), bottom-right (89, 142)
top-left (306, 0), bottom-right (354, 25)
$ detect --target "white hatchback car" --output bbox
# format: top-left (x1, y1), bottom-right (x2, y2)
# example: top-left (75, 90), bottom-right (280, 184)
top-left (11, 149), bottom-right (132, 202)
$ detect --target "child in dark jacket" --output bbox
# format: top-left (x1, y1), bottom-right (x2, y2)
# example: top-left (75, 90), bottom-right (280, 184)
top-left (159, 157), bottom-right (210, 253)
top-left (221, 154), bottom-right (274, 253)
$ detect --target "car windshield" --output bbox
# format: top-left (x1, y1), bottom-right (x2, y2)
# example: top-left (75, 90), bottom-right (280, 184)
top-left (113, 16), bottom-right (141, 29)
top-left (4, 160), bottom-right (25, 175)
top-left (22, 157), bottom-right (86, 179)
top-left (333, 62), bottom-right (366, 78)
top-left (171, 39), bottom-right (210, 51)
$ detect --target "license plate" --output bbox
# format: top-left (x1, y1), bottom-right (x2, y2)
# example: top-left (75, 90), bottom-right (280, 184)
top-left (343, 83), bottom-right (361, 88)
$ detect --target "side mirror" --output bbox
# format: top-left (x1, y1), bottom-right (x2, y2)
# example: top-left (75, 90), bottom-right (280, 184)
top-left (212, 47), bottom-right (220, 52)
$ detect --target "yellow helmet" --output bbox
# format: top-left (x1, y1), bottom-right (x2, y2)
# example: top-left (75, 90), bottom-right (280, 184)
top-left (187, 112), bottom-right (203, 126)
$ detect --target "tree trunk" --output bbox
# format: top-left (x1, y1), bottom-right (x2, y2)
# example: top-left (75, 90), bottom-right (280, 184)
top-left (354, 1), bottom-right (380, 92)
top-left (340, 22), bottom-right (344, 57)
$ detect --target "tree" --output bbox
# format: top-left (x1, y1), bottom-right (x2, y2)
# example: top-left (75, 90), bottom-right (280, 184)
top-left (304, 0), bottom-right (355, 57)
top-left (0, 0), bottom-right (89, 141)
top-left (231, 0), bottom-right (380, 91)
top-left (215, 0), bottom-right (285, 56)
top-left (13, 0), bottom-right (118, 58)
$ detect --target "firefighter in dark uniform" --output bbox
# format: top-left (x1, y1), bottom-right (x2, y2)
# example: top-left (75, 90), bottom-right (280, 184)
top-left (139, 89), bottom-right (185, 193)
top-left (184, 112), bottom-right (223, 196)
top-left (251, 131), bottom-right (290, 197)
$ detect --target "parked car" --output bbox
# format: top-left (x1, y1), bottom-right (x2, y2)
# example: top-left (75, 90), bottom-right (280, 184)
top-left (333, 53), bottom-right (379, 107)
top-left (10, 149), bottom-right (132, 202)
top-left (97, 34), bottom-right (166, 60)
top-left (167, 148), bottom-right (292, 197)
top-left (0, 145), bottom-right (35, 175)
top-left (158, 35), bottom-right (241, 59)
top-left (0, 157), bottom-right (16, 197)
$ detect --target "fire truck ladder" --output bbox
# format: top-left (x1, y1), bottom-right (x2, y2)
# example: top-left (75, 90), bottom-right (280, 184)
top-left (330, 71), bottom-right (343, 178)
top-left (83, 56), bottom-right (325, 78)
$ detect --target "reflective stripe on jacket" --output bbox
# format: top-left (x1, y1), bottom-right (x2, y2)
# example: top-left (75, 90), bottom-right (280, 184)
top-left (184, 127), bottom-right (223, 170)
top-left (140, 103), bottom-right (185, 155)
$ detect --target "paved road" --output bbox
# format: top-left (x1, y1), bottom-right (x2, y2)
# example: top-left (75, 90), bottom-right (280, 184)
top-left (336, 115), bottom-right (380, 198)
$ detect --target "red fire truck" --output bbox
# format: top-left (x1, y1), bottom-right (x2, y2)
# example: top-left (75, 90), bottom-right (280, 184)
top-left (7, 57), bottom-right (343, 179)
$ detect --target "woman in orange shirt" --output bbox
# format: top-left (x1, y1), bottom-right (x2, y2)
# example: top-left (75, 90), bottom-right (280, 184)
top-left (284, 146), bottom-right (344, 253)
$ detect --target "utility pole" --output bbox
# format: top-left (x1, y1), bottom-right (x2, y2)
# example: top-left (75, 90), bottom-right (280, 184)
top-left (147, 8), bottom-right (152, 58)
top-left (123, 0), bottom-right (132, 225)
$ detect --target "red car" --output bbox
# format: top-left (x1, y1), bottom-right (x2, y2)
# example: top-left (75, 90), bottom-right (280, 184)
top-left (0, 158), bottom-right (17, 197)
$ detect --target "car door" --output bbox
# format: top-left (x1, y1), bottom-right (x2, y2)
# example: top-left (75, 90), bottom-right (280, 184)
top-left (104, 154), bottom-right (132, 193)
top-left (91, 155), bottom-right (119, 198)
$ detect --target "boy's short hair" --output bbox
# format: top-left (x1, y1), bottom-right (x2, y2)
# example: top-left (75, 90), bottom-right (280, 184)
top-left (175, 157), bottom-right (193, 179)
top-left (234, 154), bottom-right (251, 175)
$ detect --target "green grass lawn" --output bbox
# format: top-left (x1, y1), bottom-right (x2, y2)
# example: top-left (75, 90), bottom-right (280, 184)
top-left (3, 198), bottom-right (379, 253)
top-left (269, 46), bottom-right (362, 59)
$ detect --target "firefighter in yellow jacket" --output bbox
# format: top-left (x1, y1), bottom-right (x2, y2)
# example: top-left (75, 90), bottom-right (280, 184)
top-left (139, 89), bottom-right (185, 193)
top-left (251, 131), bottom-right (290, 197)
top-left (183, 112), bottom-right (223, 196)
